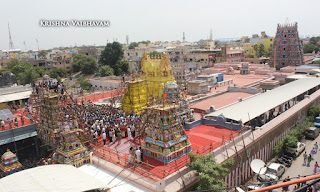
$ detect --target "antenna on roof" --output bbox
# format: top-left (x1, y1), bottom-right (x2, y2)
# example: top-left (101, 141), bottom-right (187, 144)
top-left (285, 17), bottom-right (289, 26)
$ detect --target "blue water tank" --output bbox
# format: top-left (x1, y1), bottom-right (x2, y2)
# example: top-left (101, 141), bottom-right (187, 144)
top-left (217, 73), bottom-right (224, 82)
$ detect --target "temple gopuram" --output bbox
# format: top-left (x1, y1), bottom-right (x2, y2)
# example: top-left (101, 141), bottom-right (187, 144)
top-left (53, 130), bottom-right (90, 167)
top-left (0, 149), bottom-right (22, 176)
top-left (122, 52), bottom-right (175, 114)
top-left (35, 80), bottom-right (90, 167)
top-left (269, 22), bottom-right (304, 69)
top-left (142, 105), bottom-right (192, 164)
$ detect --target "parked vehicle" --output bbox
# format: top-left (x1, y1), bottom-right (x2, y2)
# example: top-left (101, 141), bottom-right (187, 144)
top-left (247, 182), bottom-right (272, 191)
top-left (314, 115), bottom-right (320, 127)
top-left (257, 163), bottom-right (285, 182)
top-left (306, 127), bottom-right (320, 139)
top-left (276, 156), bottom-right (291, 167)
top-left (287, 142), bottom-right (306, 157)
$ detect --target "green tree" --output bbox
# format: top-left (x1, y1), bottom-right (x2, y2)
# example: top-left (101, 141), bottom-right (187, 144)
top-left (99, 65), bottom-right (114, 77)
top-left (253, 44), bottom-right (265, 57)
top-left (310, 37), bottom-right (320, 46)
top-left (72, 54), bottom-right (97, 75)
top-left (187, 152), bottom-right (234, 191)
top-left (113, 60), bottom-right (128, 76)
top-left (303, 43), bottom-right (319, 53)
top-left (38, 50), bottom-right (48, 59)
top-left (308, 105), bottom-right (320, 120)
top-left (128, 42), bottom-right (139, 49)
top-left (18, 67), bottom-right (39, 85)
top-left (7, 59), bottom-right (19, 69)
top-left (49, 68), bottom-right (67, 78)
top-left (11, 62), bottom-right (33, 76)
top-left (99, 42), bottom-right (124, 70)
top-left (274, 135), bottom-right (298, 156)
top-left (79, 76), bottom-right (91, 91)
top-left (34, 67), bottom-right (45, 77)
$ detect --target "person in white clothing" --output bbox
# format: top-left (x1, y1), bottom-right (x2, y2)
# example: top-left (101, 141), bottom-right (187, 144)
top-left (127, 127), bottom-right (132, 141)
top-left (135, 148), bottom-right (141, 163)
top-left (102, 131), bottom-right (107, 145)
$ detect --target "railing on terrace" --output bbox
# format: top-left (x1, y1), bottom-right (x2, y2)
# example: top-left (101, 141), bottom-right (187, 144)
top-left (92, 125), bottom-right (250, 181)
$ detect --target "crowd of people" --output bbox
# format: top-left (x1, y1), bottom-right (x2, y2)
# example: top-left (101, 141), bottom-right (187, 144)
top-left (61, 100), bottom-right (145, 163)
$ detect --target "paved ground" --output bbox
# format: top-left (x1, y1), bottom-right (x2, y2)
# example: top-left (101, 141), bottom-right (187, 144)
top-left (248, 136), bottom-right (320, 191)
top-left (277, 136), bottom-right (320, 191)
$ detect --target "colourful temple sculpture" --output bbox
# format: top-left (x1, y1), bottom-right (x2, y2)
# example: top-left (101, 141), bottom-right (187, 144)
top-left (53, 130), bottom-right (90, 167)
top-left (37, 94), bottom-right (66, 146)
top-left (0, 149), bottom-right (22, 175)
top-left (35, 85), bottom-right (90, 167)
top-left (122, 52), bottom-right (175, 114)
top-left (142, 104), bottom-right (192, 164)
top-left (164, 82), bottom-right (194, 123)
top-left (269, 22), bottom-right (304, 69)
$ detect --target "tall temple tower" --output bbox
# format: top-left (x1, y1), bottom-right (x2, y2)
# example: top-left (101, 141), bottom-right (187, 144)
top-left (142, 104), bottom-right (191, 164)
top-left (269, 22), bottom-right (304, 70)
top-left (121, 52), bottom-right (175, 114)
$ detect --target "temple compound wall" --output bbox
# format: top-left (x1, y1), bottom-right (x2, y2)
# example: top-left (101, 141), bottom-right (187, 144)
top-left (216, 88), bottom-right (320, 188)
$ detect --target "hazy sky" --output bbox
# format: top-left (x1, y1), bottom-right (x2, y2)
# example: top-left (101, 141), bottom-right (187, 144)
top-left (1, 0), bottom-right (319, 50)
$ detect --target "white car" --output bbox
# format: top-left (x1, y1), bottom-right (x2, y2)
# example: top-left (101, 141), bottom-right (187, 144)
top-left (247, 182), bottom-right (272, 191)
top-left (287, 142), bottom-right (306, 157)
top-left (258, 163), bottom-right (285, 181)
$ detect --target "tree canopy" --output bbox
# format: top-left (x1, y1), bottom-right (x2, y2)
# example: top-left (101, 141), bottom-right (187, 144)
top-left (99, 42), bottom-right (128, 76)
top-left (253, 44), bottom-right (266, 58)
top-left (49, 68), bottom-right (67, 78)
top-left (310, 37), bottom-right (320, 47)
top-left (72, 54), bottom-right (98, 75)
top-left (128, 42), bottom-right (139, 49)
top-left (99, 42), bottom-right (123, 68)
top-left (79, 76), bottom-right (91, 91)
top-left (99, 65), bottom-right (114, 77)
top-left (7, 59), bottom-right (20, 69)
top-left (303, 43), bottom-right (319, 53)
top-left (187, 152), bottom-right (234, 191)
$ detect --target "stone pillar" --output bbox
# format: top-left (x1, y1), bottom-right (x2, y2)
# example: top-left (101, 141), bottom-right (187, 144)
top-left (34, 137), bottom-right (40, 158)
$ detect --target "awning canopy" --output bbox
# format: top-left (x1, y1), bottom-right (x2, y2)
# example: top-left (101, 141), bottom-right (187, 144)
top-left (0, 164), bottom-right (110, 192)
top-left (0, 124), bottom-right (37, 146)
top-left (206, 78), bottom-right (320, 123)
top-left (0, 90), bottom-right (32, 103)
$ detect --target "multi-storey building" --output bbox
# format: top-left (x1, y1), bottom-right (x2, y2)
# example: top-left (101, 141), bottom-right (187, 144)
top-left (269, 22), bottom-right (304, 69)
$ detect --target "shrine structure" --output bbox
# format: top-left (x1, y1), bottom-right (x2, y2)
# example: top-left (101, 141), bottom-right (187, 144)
top-left (142, 104), bottom-right (192, 164)
top-left (122, 52), bottom-right (175, 114)
top-left (53, 130), bottom-right (90, 167)
top-left (0, 149), bottom-right (22, 176)
top-left (35, 81), bottom-right (90, 167)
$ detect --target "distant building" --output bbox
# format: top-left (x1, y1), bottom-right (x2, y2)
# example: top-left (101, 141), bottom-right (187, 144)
top-left (0, 58), bottom-right (11, 69)
top-left (52, 56), bottom-right (72, 73)
top-left (243, 32), bottom-right (274, 58)
top-left (226, 47), bottom-right (244, 63)
top-left (187, 80), bottom-right (208, 95)
top-left (269, 22), bottom-right (304, 69)
top-left (78, 46), bottom-right (98, 60)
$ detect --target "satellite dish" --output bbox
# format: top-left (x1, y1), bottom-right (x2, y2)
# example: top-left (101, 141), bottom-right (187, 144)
top-left (250, 159), bottom-right (266, 174)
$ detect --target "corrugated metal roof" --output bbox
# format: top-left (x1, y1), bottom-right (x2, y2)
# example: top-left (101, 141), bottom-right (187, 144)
top-left (206, 78), bottom-right (320, 123)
